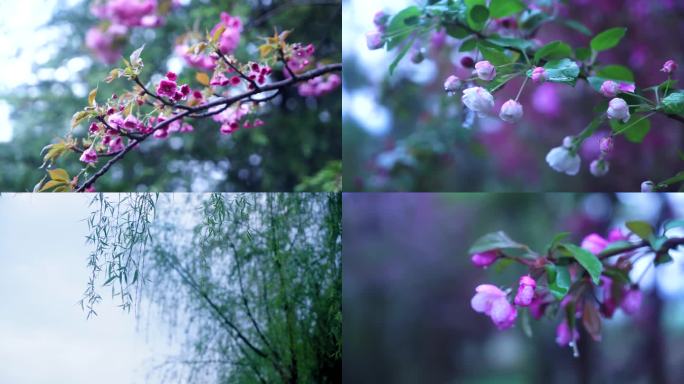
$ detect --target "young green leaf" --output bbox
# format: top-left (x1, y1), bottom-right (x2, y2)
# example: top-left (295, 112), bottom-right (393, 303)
top-left (562, 244), bottom-right (603, 284)
top-left (590, 27), bottom-right (627, 52)
top-left (489, 0), bottom-right (525, 19)
top-left (662, 91), bottom-right (684, 116)
top-left (469, 231), bottom-right (524, 254)
top-left (626, 220), bottom-right (654, 240)
top-left (533, 40), bottom-right (571, 64)
top-left (527, 58), bottom-right (579, 86)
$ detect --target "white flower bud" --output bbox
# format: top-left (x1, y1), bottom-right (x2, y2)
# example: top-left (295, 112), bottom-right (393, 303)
top-left (474, 60), bottom-right (496, 81)
top-left (590, 159), bottom-right (609, 177)
top-left (462, 87), bottom-right (495, 115)
top-left (607, 98), bottom-right (630, 123)
top-left (499, 99), bottom-right (523, 123)
top-left (641, 181), bottom-right (655, 192)
top-left (546, 142), bottom-right (581, 176)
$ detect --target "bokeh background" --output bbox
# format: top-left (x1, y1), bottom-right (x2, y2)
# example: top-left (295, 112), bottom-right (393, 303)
top-left (0, 0), bottom-right (341, 192)
top-left (344, 193), bottom-right (684, 383)
top-left (343, 0), bottom-right (684, 191)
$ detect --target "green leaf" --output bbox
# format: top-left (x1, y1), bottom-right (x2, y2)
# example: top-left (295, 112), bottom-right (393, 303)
top-left (598, 240), bottom-right (634, 257)
top-left (626, 220), bottom-right (654, 240)
top-left (71, 110), bottom-right (90, 128)
top-left (596, 65), bottom-right (635, 82)
top-left (489, 0), bottom-right (525, 19)
top-left (388, 35), bottom-right (416, 75)
top-left (590, 27), bottom-right (627, 52)
top-left (534, 40), bottom-right (572, 63)
top-left (487, 36), bottom-right (534, 52)
top-left (562, 244), bottom-right (603, 284)
top-left (665, 219), bottom-right (684, 232)
top-left (658, 171), bottom-right (684, 188)
top-left (610, 114), bottom-right (651, 143)
top-left (477, 43), bottom-right (511, 66)
top-left (575, 47), bottom-right (591, 61)
top-left (563, 19), bottom-right (592, 36)
top-left (527, 58), bottom-right (579, 86)
top-left (445, 24), bottom-right (470, 39)
top-left (459, 37), bottom-right (478, 52)
top-left (468, 5), bottom-right (490, 31)
top-left (386, 6), bottom-right (421, 50)
top-left (47, 168), bottom-right (70, 182)
top-left (655, 253), bottom-right (674, 266)
top-left (662, 91), bottom-right (684, 116)
top-left (545, 232), bottom-right (571, 253)
top-left (469, 231), bottom-right (525, 254)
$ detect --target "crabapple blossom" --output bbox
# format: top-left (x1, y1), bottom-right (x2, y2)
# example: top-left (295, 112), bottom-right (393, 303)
top-left (443, 75), bottom-right (461, 93)
top-left (607, 98), bottom-right (630, 123)
top-left (600, 80), bottom-right (619, 97)
top-left (545, 136), bottom-right (581, 175)
top-left (212, 12), bottom-right (242, 54)
top-left (641, 180), bottom-right (655, 192)
top-left (462, 87), bottom-right (494, 115)
top-left (499, 99), bottom-right (523, 123)
top-left (590, 159), bottom-right (609, 177)
top-left (156, 79), bottom-right (178, 98)
top-left (661, 59), bottom-right (677, 74)
top-left (79, 146), bottom-right (98, 164)
top-left (298, 73), bottom-right (341, 97)
top-left (473, 60), bottom-right (496, 81)
top-left (555, 320), bottom-right (579, 346)
top-left (471, 250), bottom-right (498, 268)
top-left (366, 31), bottom-right (384, 50)
top-left (530, 66), bottom-right (547, 83)
top-left (599, 136), bottom-right (614, 155)
top-left (514, 275), bottom-right (536, 306)
top-left (621, 288), bottom-right (642, 315)
top-left (85, 25), bottom-right (127, 64)
top-left (581, 233), bottom-right (609, 255)
top-left (470, 284), bottom-right (517, 330)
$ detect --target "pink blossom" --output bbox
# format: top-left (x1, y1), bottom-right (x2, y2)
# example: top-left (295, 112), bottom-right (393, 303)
top-left (599, 136), bottom-right (614, 155)
top-left (530, 66), bottom-right (546, 83)
top-left (470, 250), bottom-right (498, 268)
top-left (607, 228), bottom-right (627, 242)
top-left (581, 233), bottom-right (609, 255)
top-left (175, 44), bottom-right (217, 70)
top-left (166, 71), bottom-right (177, 81)
top-left (366, 31), bottom-right (383, 50)
top-left (618, 83), bottom-right (635, 93)
top-left (297, 73), bottom-right (341, 97)
top-left (607, 98), bottom-right (630, 123)
top-left (443, 75), bottom-right (461, 93)
top-left (156, 79), bottom-right (178, 98)
top-left (600, 80), bottom-right (619, 97)
top-left (621, 288), bottom-right (642, 315)
top-left (471, 284), bottom-right (517, 330)
top-left (107, 135), bottom-right (125, 153)
top-left (211, 12), bottom-right (242, 54)
top-left (79, 146), bottom-right (98, 164)
top-left (474, 60), bottom-right (496, 81)
top-left (661, 59), bottom-right (677, 74)
top-left (499, 99), bottom-right (523, 123)
top-left (91, 0), bottom-right (159, 28)
top-left (287, 43), bottom-right (315, 73)
top-left (555, 320), bottom-right (579, 346)
top-left (514, 275), bottom-right (536, 306)
top-left (85, 26), bottom-right (126, 64)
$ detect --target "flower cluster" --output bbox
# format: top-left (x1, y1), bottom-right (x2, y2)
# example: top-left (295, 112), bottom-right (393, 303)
top-left (174, 12), bottom-right (243, 70)
top-left (86, 0), bottom-right (179, 64)
top-left (467, 222), bottom-right (684, 356)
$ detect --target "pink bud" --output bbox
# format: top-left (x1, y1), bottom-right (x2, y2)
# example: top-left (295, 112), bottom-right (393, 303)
top-left (599, 136), bottom-right (614, 155)
top-left (470, 250), bottom-right (498, 268)
top-left (79, 146), bottom-right (98, 164)
top-left (600, 80), bottom-right (619, 97)
top-left (471, 284), bottom-right (517, 330)
top-left (530, 66), bottom-right (547, 83)
top-left (514, 275), bottom-right (536, 306)
top-left (581, 233), bottom-right (609, 255)
top-left (499, 99), bottom-right (523, 123)
top-left (166, 71), bottom-right (178, 81)
top-left (555, 320), bottom-right (579, 346)
top-left (607, 98), bottom-right (630, 123)
top-left (366, 31), bottom-right (383, 50)
top-left (621, 288), bottom-right (642, 315)
top-left (474, 60), bottom-right (496, 81)
top-left (607, 227), bottom-right (627, 242)
top-left (661, 59), bottom-right (677, 74)
top-left (443, 75), bottom-right (461, 93)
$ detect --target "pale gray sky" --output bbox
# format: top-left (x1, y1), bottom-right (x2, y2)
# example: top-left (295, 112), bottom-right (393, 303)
top-left (0, 194), bottom-right (177, 384)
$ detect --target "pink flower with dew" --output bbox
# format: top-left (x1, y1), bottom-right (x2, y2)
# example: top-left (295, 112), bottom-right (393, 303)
top-left (514, 275), bottom-right (536, 306)
top-left (471, 284), bottom-right (517, 330)
top-left (470, 250), bottom-right (498, 268)
top-left (581, 233), bottom-right (609, 255)
top-left (80, 146), bottom-right (98, 164)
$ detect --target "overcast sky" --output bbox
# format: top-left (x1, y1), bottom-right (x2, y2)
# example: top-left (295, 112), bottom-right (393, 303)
top-left (0, 194), bottom-right (177, 384)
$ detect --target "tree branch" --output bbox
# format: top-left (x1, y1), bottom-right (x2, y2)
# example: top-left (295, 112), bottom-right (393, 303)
top-left (75, 63), bottom-right (341, 191)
